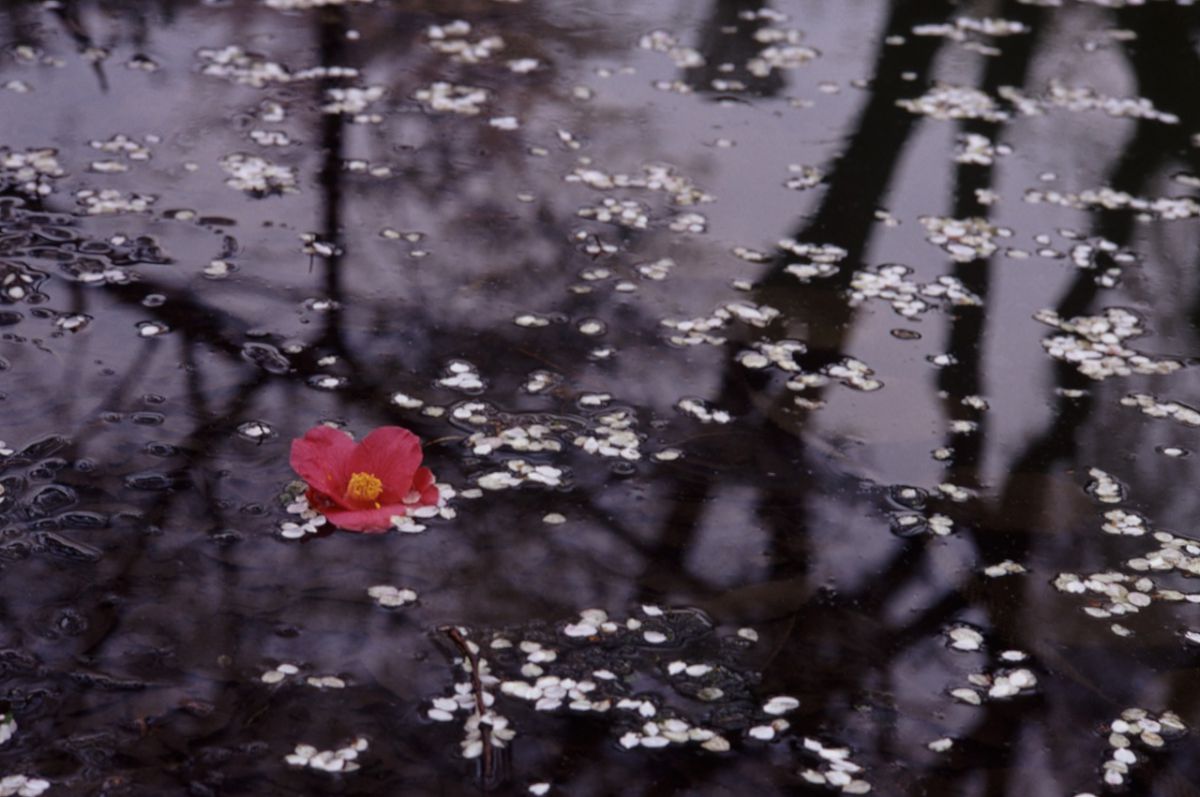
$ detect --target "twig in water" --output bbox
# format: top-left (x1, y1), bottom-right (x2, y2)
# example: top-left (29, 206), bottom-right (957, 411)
top-left (440, 625), bottom-right (496, 786)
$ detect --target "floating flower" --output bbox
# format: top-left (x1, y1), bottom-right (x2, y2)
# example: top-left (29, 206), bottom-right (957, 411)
top-left (290, 425), bottom-right (438, 533)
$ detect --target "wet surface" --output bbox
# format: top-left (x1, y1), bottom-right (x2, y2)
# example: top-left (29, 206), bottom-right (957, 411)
top-left (1, 0), bottom-right (1200, 794)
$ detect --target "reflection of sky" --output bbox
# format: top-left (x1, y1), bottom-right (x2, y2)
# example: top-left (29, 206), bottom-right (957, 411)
top-left (1, 1), bottom-right (1199, 794)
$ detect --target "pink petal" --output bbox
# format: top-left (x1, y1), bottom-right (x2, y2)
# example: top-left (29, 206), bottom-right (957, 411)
top-left (418, 484), bottom-right (440, 506)
top-left (321, 504), bottom-right (404, 533)
top-left (290, 426), bottom-right (355, 502)
top-left (412, 466), bottom-right (435, 492)
top-left (345, 426), bottom-right (424, 503)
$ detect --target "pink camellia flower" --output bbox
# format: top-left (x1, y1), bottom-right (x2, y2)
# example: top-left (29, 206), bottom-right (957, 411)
top-left (289, 425), bottom-right (439, 533)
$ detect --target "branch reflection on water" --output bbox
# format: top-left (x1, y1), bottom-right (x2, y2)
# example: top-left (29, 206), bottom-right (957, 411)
top-left (0, 0), bottom-right (1197, 794)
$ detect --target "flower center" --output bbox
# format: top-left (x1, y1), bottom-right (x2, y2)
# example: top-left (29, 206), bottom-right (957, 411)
top-left (346, 471), bottom-right (383, 503)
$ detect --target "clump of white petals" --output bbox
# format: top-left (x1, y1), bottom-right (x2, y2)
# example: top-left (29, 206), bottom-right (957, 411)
top-left (0, 776), bottom-right (49, 797)
top-left (1120, 393), bottom-right (1200, 427)
top-left (676, 398), bottom-right (732, 424)
top-left (477, 460), bottom-right (564, 490)
top-left (279, 492), bottom-right (328, 539)
top-left (574, 410), bottom-right (642, 460)
top-left (220, 153), bottom-right (297, 195)
top-left (850, 264), bottom-right (981, 317)
top-left (0, 148), bottom-right (63, 196)
top-left (1096, 708), bottom-right (1186, 788)
top-left (414, 82), bottom-right (489, 115)
top-left (426, 20), bottom-right (505, 64)
top-left (284, 737), bottom-right (368, 773)
top-left (662, 302), bottom-right (780, 346)
top-left (898, 84), bottom-right (1009, 122)
top-left (75, 188), bottom-right (156, 214)
top-left (1035, 307), bottom-right (1181, 380)
top-left (920, 216), bottom-right (1009, 262)
top-left (368, 585), bottom-right (417, 608)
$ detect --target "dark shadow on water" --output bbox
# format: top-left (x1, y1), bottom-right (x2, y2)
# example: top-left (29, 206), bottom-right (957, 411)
top-left (0, 0), bottom-right (1197, 794)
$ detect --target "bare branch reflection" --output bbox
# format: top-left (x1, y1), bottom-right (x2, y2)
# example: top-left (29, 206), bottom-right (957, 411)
top-left (0, 0), bottom-right (1197, 794)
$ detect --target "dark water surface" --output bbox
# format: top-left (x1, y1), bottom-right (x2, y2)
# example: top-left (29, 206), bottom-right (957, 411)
top-left (1, 0), bottom-right (1200, 794)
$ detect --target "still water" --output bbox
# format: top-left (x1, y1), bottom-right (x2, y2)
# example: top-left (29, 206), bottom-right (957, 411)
top-left (1, 0), bottom-right (1199, 794)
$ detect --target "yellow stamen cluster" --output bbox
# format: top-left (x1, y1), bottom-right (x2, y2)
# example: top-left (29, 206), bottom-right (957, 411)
top-left (346, 471), bottom-right (383, 504)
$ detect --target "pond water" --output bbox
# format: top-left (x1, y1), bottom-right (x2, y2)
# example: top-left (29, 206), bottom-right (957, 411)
top-left (1, 0), bottom-right (1199, 794)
